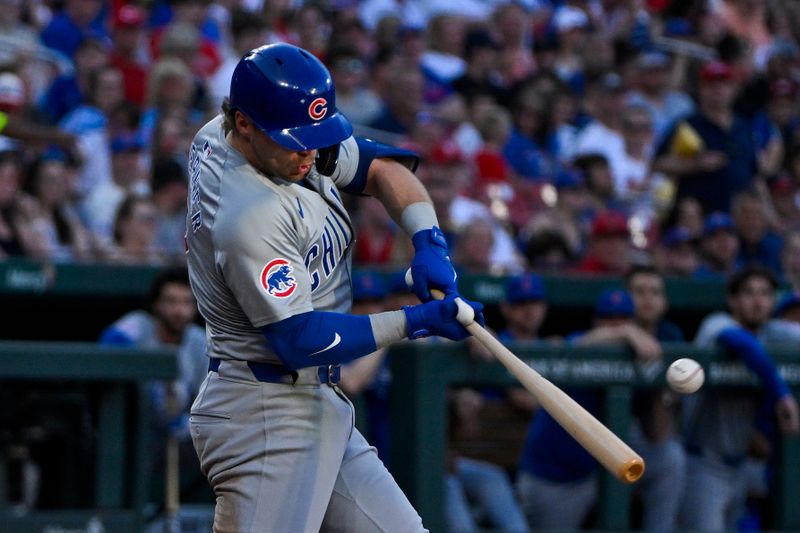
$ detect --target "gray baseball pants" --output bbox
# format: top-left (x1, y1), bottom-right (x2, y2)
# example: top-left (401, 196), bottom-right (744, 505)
top-left (190, 359), bottom-right (427, 533)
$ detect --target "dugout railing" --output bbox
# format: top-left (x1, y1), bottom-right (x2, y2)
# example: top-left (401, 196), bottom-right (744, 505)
top-left (0, 341), bottom-right (177, 533)
top-left (387, 342), bottom-right (800, 532)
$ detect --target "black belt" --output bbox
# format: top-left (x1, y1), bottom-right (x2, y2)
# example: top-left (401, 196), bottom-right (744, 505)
top-left (208, 358), bottom-right (340, 386)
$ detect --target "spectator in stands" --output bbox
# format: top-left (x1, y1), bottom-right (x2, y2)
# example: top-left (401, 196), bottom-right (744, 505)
top-left (503, 84), bottom-right (559, 182)
top-left (767, 175), bottom-right (800, 232)
top-left (695, 212), bottom-right (742, 280)
top-left (522, 169), bottom-right (588, 259)
top-left (151, 158), bottom-right (189, 264)
top-left (656, 226), bottom-right (700, 278)
top-left (419, 13), bottom-right (466, 91)
top-left (624, 265), bottom-right (687, 531)
top-left (551, 5), bottom-right (589, 94)
top-left (452, 218), bottom-right (497, 274)
top-left (369, 57), bottom-right (425, 136)
top-left (653, 61), bottom-right (757, 214)
top-left (40, 0), bottom-right (108, 60)
top-left (627, 51), bottom-right (695, 143)
top-left (419, 141), bottom-right (523, 273)
top-left (59, 65), bottom-right (125, 211)
top-left (108, 4), bottom-right (149, 108)
top-left (516, 289), bottom-right (662, 529)
top-left (573, 152), bottom-right (619, 211)
top-left (291, 2), bottom-right (331, 63)
top-left (151, 107), bottom-right (195, 167)
top-left (107, 194), bottom-right (165, 265)
top-left (0, 137), bottom-right (36, 258)
top-left (672, 196), bottom-right (705, 241)
top-left (328, 46), bottom-right (383, 127)
top-left (781, 230), bottom-right (800, 291)
top-left (150, 0), bottom-right (221, 80)
top-left (616, 103), bottom-right (658, 208)
top-left (354, 195), bottom-right (407, 268)
top-left (493, 2), bottom-right (536, 86)
top-left (99, 266), bottom-right (206, 480)
top-left (39, 36), bottom-right (109, 124)
top-left (524, 229), bottom-right (575, 273)
top-left (139, 57), bottom-right (198, 150)
top-left (451, 28), bottom-right (507, 109)
top-left (82, 133), bottom-right (148, 246)
top-left (774, 292), bottom-right (800, 325)
top-left (576, 210), bottom-right (632, 275)
top-left (574, 72), bottom-right (628, 187)
top-left (498, 272), bottom-right (548, 343)
top-left (683, 266), bottom-right (800, 532)
top-left (23, 153), bottom-right (94, 262)
top-left (731, 189), bottom-right (783, 276)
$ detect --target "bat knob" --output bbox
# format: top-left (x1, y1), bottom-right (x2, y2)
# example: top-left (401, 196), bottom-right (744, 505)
top-left (454, 297), bottom-right (475, 326)
top-left (620, 458), bottom-right (646, 484)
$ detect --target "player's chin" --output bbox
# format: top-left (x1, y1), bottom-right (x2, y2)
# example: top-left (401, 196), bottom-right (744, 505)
top-left (287, 165), bottom-right (312, 180)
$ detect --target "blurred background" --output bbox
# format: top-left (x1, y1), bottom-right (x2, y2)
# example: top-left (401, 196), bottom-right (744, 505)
top-left (1, 0), bottom-right (800, 531)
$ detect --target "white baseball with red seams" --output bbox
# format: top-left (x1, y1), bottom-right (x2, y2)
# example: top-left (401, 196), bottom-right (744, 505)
top-left (666, 358), bottom-right (705, 394)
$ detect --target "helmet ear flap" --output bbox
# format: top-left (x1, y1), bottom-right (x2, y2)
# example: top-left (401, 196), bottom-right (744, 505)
top-left (315, 144), bottom-right (340, 176)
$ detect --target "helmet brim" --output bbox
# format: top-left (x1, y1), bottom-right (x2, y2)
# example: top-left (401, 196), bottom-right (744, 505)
top-left (266, 112), bottom-right (353, 151)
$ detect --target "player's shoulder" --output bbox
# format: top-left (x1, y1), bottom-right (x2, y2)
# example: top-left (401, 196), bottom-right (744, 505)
top-left (109, 311), bottom-right (157, 344)
top-left (693, 311), bottom-right (737, 347)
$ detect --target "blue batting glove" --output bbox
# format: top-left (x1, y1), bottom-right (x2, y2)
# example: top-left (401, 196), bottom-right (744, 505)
top-left (403, 295), bottom-right (485, 341)
top-left (411, 226), bottom-right (458, 302)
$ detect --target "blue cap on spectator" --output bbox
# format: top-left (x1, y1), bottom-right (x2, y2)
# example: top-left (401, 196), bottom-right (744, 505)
top-left (554, 169), bottom-right (584, 190)
top-left (111, 133), bottom-right (146, 153)
top-left (662, 227), bottom-right (694, 248)
top-left (774, 292), bottom-right (800, 317)
top-left (352, 272), bottom-right (387, 302)
top-left (636, 51), bottom-right (670, 70)
top-left (703, 212), bottom-right (735, 237)
top-left (594, 289), bottom-right (635, 318)
top-left (505, 272), bottom-right (547, 304)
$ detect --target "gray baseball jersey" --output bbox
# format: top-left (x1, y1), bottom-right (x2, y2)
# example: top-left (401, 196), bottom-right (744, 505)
top-left (186, 115), bottom-right (363, 364)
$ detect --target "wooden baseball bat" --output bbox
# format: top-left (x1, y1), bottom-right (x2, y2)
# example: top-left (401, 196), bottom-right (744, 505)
top-left (457, 304), bottom-right (645, 484)
top-left (407, 272), bottom-right (645, 483)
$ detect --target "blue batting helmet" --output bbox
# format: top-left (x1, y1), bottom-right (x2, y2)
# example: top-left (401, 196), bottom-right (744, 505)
top-left (229, 43), bottom-right (353, 151)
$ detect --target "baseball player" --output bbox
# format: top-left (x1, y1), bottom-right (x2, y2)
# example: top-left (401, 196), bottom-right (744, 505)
top-left (185, 43), bottom-right (483, 533)
top-left (681, 266), bottom-right (800, 531)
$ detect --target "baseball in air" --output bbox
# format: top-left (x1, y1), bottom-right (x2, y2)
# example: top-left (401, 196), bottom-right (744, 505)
top-left (666, 358), bottom-right (705, 394)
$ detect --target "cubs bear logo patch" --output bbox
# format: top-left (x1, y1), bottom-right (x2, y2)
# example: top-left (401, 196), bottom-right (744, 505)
top-left (261, 258), bottom-right (297, 298)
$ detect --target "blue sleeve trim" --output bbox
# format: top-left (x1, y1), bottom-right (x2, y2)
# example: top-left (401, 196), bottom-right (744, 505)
top-left (342, 137), bottom-right (420, 194)
top-left (717, 327), bottom-right (790, 400)
top-left (262, 311), bottom-right (377, 370)
top-left (98, 328), bottom-right (136, 346)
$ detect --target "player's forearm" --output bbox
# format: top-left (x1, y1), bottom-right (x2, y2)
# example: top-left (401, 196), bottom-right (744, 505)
top-left (717, 327), bottom-right (790, 400)
top-left (262, 310), bottom-right (408, 370)
top-left (364, 158), bottom-right (437, 235)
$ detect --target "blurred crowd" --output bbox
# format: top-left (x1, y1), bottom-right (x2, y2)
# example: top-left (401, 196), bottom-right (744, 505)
top-left (0, 0), bottom-right (799, 287)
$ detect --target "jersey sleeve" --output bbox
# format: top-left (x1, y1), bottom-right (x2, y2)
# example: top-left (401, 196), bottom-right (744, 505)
top-left (328, 136), bottom-right (419, 194)
top-left (215, 194), bottom-right (314, 327)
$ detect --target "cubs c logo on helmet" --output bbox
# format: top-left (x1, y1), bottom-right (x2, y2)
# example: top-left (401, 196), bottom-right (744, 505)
top-left (261, 258), bottom-right (297, 298)
top-left (308, 97), bottom-right (328, 121)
